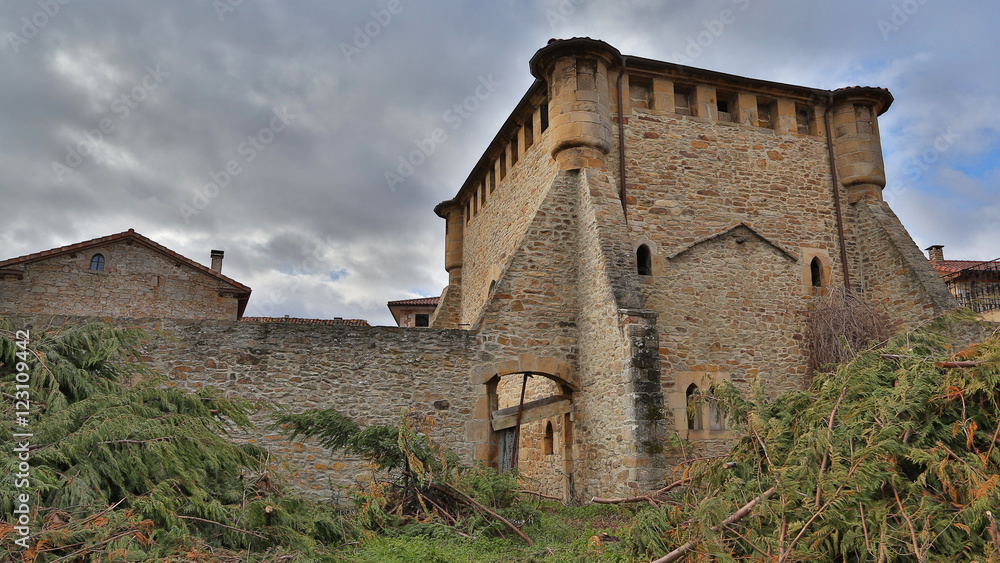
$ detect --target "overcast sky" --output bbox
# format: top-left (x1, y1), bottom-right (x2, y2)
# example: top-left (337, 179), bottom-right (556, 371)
top-left (1, 1), bottom-right (997, 326)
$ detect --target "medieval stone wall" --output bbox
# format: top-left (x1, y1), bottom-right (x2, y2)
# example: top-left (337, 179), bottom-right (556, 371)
top-left (14, 315), bottom-right (480, 501)
top-left (460, 128), bottom-right (559, 327)
top-left (851, 201), bottom-right (958, 327)
top-left (0, 241), bottom-right (240, 320)
top-left (617, 104), bottom-right (831, 411)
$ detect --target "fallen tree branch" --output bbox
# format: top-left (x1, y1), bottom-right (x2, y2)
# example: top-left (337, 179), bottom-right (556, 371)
top-left (178, 515), bottom-right (266, 538)
top-left (935, 360), bottom-right (984, 368)
top-left (986, 511), bottom-right (1000, 556)
top-left (651, 486), bottom-right (777, 563)
top-left (591, 476), bottom-right (694, 505)
top-left (431, 483), bottom-right (533, 547)
top-left (519, 490), bottom-right (562, 501)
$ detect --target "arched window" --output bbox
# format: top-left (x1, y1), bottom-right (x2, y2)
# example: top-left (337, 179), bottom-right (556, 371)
top-left (686, 384), bottom-right (702, 430)
top-left (543, 421), bottom-right (554, 455)
top-left (90, 254), bottom-right (105, 271)
top-left (810, 257), bottom-right (822, 287)
top-left (708, 386), bottom-right (725, 431)
top-left (637, 244), bottom-right (652, 276)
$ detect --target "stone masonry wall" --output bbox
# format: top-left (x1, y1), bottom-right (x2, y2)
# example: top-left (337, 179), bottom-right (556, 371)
top-left (475, 170), bottom-right (582, 499)
top-left (14, 315), bottom-right (479, 501)
top-left (851, 201), bottom-right (958, 327)
top-left (574, 169), bottom-right (666, 498)
top-left (618, 106), bottom-right (828, 434)
top-left (0, 241), bottom-right (239, 320)
top-left (460, 129), bottom-right (559, 327)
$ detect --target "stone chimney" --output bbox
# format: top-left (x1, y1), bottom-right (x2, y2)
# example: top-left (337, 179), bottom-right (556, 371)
top-left (210, 250), bottom-right (224, 273)
top-left (926, 245), bottom-right (944, 262)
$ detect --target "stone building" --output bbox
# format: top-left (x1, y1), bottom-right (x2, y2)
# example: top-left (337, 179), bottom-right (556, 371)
top-left (387, 296), bottom-right (439, 327)
top-left (426, 37), bottom-right (956, 496)
top-left (0, 229), bottom-right (251, 320)
top-left (6, 38), bottom-right (961, 503)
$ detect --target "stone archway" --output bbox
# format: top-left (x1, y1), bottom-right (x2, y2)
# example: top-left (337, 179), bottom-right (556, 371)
top-left (471, 354), bottom-right (576, 502)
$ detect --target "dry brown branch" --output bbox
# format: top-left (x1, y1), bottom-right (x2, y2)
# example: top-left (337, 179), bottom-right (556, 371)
top-left (177, 515), bottom-right (266, 538)
top-left (816, 385), bottom-right (848, 508)
top-left (935, 360), bottom-right (984, 368)
top-left (518, 490), bottom-right (562, 501)
top-left (986, 511), bottom-right (1000, 555)
top-left (430, 483), bottom-right (533, 547)
top-left (892, 484), bottom-right (925, 562)
top-left (591, 476), bottom-right (694, 505)
top-left (808, 288), bottom-right (892, 371)
top-left (651, 486), bottom-right (777, 563)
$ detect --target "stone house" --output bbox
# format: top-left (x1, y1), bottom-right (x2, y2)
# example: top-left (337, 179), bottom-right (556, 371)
top-left (0, 229), bottom-right (251, 320)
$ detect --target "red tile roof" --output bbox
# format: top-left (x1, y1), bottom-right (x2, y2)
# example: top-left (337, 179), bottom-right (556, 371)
top-left (930, 260), bottom-right (996, 274)
top-left (386, 297), bottom-right (440, 307)
top-left (240, 316), bottom-right (369, 326)
top-left (0, 228), bottom-right (252, 317)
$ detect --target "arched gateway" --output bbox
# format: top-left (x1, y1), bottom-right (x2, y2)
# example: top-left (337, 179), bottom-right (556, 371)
top-left (473, 355), bottom-right (576, 502)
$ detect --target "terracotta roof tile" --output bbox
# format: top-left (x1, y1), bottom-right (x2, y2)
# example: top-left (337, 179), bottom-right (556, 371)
top-left (240, 317), bottom-right (369, 326)
top-left (386, 297), bottom-right (440, 307)
top-left (930, 260), bottom-right (997, 274)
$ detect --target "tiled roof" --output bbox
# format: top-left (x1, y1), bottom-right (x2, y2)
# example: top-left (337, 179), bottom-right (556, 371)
top-left (0, 228), bottom-right (252, 317)
top-left (832, 85), bottom-right (892, 94)
top-left (930, 260), bottom-right (997, 274)
top-left (386, 297), bottom-right (440, 307)
top-left (240, 317), bottom-right (369, 326)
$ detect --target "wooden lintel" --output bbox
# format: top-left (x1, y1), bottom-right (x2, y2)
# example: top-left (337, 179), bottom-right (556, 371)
top-left (492, 394), bottom-right (570, 419)
top-left (492, 398), bottom-right (572, 431)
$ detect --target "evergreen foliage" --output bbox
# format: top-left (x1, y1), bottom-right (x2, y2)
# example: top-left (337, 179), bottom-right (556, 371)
top-left (275, 407), bottom-right (530, 543)
top-left (634, 310), bottom-right (1000, 561)
top-left (0, 319), bottom-right (341, 561)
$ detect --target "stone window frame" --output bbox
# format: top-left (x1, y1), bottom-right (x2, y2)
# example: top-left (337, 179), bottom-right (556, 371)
top-left (669, 371), bottom-right (732, 440)
top-left (633, 237), bottom-right (660, 278)
top-left (800, 247), bottom-right (831, 295)
top-left (88, 251), bottom-right (108, 274)
top-left (542, 421), bottom-right (554, 455)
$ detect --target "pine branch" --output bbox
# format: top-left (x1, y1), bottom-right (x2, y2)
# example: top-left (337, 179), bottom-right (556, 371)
top-left (651, 486), bottom-right (777, 563)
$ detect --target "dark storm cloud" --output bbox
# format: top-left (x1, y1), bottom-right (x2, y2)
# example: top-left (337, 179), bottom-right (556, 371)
top-left (2, 0), bottom-right (998, 325)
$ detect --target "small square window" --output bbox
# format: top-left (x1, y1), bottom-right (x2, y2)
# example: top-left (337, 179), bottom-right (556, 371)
top-left (415, 314), bottom-right (429, 327)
